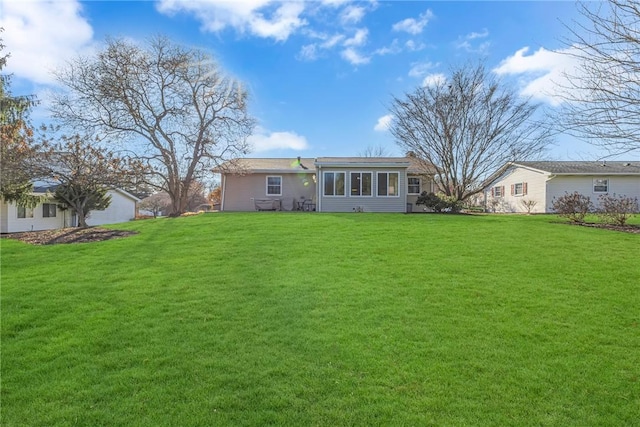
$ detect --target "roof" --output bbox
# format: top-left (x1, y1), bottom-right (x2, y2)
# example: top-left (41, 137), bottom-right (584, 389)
top-left (215, 156), bottom-right (438, 175)
top-left (213, 157), bottom-right (316, 174)
top-left (515, 161), bottom-right (640, 175)
top-left (315, 157), bottom-right (411, 168)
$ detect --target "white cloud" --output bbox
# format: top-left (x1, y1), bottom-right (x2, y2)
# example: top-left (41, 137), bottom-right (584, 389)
top-left (298, 44), bottom-right (319, 61)
top-left (343, 28), bottom-right (368, 47)
top-left (374, 39), bottom-right (402, 56)
top-left (456, 28), bottom-right (490, 53)
top-left (392, 10), bottom-right (433, 35)
top-left (248, 129), bottom-right (310, 152)
top-left (340, 5), bottom-right (366, 24)
top-left (0, 0), bottom-right (95, 85)
top-left (405, 40), bottom-right (426, 52)
top-left (422, 73), bottom-right (446, 87)
top-left (341, 47), bottom-right (370, 65)
top-left (408, 61), bottom-right (438, 78)
top-left (156, 0), bottom-right (307, 42)
top-left (374, 114), bottom-right (393, 132)
top-left (494, 46), bottom-right (579, 106)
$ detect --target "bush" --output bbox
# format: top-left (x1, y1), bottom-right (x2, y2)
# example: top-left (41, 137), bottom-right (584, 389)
top-left (416, 192), bottom-right (462, 213)
top-left (597, 194), bottom-right (639, 226)
top-left (552, 192), bottom-right (593, 223)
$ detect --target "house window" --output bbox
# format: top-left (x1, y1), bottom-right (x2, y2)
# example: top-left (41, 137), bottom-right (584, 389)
top-left (593, 178), bottom-right (608, 193)
top-left (17, 206), bottom-right (34, 219)
top-left (350, 172), bottom-right (372, 196)
top-left (266, 176), bottom-right (282, 196)
top-left (324, 172), bottom-right (345, 196)
top-left (511, 182), bottom-right (527, 196)
top-left (377, 172), bottom-right (399, 197)
top-left (407, 177), bottom-right (421, 195)
top-left (43, 203), bottom-right (57, 218)
top-left (492, 186), bottom-right (504, 198)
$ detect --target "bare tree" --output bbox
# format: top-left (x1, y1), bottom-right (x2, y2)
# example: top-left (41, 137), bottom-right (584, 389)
top-left (39, 133), bottom-right (146, 228)
top-left (52, 35), bottom-right (255, 216)
top-left (358, 145), bottom-right (392, 157)
top-left (389, 62), bottom-right (552, 201)
top-left (558, 0), bottom-right (640, 155)
top-left (139, 192), bottom-right (171, 218)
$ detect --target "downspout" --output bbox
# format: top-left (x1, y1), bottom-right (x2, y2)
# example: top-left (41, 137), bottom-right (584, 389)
top-left (317, 165), bottom-right (321, 212)
top-left (220, 174), bottom-right (226, 211)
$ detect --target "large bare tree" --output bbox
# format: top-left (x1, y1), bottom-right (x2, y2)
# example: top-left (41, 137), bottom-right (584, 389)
top-left (389, 62), bottom-right (552, 201)
top-left (558, 0), bottom-right (640, 155)
top-left (52, 35), bottom-right (254, 215)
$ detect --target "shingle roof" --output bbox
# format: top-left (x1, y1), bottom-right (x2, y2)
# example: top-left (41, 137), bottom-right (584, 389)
top-left (214, 156), bottom-right (438, 175)
top-left (516, 161), bottom-right (640, 175)
top-left (214, 157), bottom-right (316, 173)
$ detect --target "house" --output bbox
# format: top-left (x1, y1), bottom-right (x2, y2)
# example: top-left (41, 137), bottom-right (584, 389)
top-left (214, 156), bottom-right (437, 213)
top-left (1, 187), bottom-right (140, 233)
top-left (482, 161), bottom-right (640, 213)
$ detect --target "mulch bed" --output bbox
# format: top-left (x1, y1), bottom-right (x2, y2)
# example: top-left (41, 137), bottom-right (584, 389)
top-left (1, 227), bottom-right (138, 245)
top-left (572, 222), bottom-right (640, 234)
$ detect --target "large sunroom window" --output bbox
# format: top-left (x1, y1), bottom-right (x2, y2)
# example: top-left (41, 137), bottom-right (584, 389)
top-left (377, 172), bottom-right (399, 197)
top-left (324, 172), bottom-right (346, 196)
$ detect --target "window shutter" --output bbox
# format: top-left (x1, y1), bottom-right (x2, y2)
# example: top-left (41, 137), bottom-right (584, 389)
top-left (523, 182), bottom-right (528, 195)
top-left (491, 187), bottom-right (495, 197)
top-left (501, 186), bottom-right (505, 197)
top-left (510, 184), bottom-right (515, 196)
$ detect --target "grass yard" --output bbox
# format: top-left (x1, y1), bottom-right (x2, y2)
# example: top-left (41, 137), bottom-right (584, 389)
top-left (1, 213), bottom-right (639, 426)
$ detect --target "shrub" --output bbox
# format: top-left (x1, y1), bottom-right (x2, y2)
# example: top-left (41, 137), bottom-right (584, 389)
top-left (551, 192), bottom-right (593, 223)
top-left (416, 192), bottom-right (462, 213)
top-left (521, 199), bottom-right (537, 214)
top-left (596, 194), bottom-right (639, 226)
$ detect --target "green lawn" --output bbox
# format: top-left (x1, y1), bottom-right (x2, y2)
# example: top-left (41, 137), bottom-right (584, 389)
top-left (1, 213), bottom-right (639, 426)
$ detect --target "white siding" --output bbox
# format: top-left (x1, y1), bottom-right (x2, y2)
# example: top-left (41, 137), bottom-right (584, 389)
top-left (546, 175), bottom-right (640, 211)
top-left (86, 190), bottom-right (138, 226)
top-left (222, 172), bottom-right (316, 211)
top-left (1, 200), bottom-right (66, 233)
top-left (484, 166), bottom-right (549, 213)
top-left (318, 167), bottom-right (408, 213)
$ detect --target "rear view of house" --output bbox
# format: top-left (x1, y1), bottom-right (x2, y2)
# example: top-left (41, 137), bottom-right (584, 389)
top-left (215, 156), bottom-right (436, 213)
top-left (483, 161), bottom-right (640, 213)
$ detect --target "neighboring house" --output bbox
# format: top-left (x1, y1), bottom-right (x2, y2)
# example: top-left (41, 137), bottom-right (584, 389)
top-left (214, 156), bottom-right (436, 213)
top-left (482, 161), bottom-right (640, 213)
top-left (0, 187), bottom-right (140, 233)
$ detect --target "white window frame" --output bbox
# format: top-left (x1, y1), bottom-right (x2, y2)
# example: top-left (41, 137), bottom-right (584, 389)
top-left (266, 175), bottom-right (282, 196)
top-left (407, 177), bottom-right (421, 195)
top-left (323, 171), bottom-right (346, 197)
top-left (17, 206), bottom-right (34, 219)
top-left (593, 178), bottom-right (609, 193)
top-left (493, 186), bottom-right (504, 198)
top-left (513, 182), bottom-right (524, 196)
top-left (377, 172), bottom-right (400, 197)
top-left (350, 171), bottom-right (373, 197)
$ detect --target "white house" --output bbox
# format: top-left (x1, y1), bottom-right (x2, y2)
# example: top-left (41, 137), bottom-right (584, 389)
top-left (1, 187), bottom-right (140, 233)
top-left (483, 161), bottom-right (640, 213)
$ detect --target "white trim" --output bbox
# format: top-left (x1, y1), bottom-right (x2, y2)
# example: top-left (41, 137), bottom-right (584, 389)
top-left (593, 178), bottom-right (609, 193)
top-left (349, 171), bottom-right (373, 197)
top-left (322, 171), bottom-right (347, 197)
top-left (266, 175), bottom-right (282, 196)
top-left (407, 176), bottom-right (421, 195)
top-left (376, 171), bottom-right (401, 197)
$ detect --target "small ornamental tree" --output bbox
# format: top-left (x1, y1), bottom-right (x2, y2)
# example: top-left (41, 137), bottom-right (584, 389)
top-left (597, 194), bottom-right (639, 226)
top-left (551, 191), bottom-right (593, 223)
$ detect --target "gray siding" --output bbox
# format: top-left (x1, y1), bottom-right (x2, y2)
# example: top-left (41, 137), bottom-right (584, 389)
top-left (222, 172), bottom-right (316, 211)
top-left (318, 167), bottom-right (408, 213)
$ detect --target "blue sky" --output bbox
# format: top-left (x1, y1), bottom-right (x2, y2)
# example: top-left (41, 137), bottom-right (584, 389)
top-left (3, 0), bottom-right (626, 161)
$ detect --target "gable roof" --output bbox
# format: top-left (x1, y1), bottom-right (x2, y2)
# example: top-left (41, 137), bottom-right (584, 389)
top-left (515, 161), bottom-right (640, 175)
